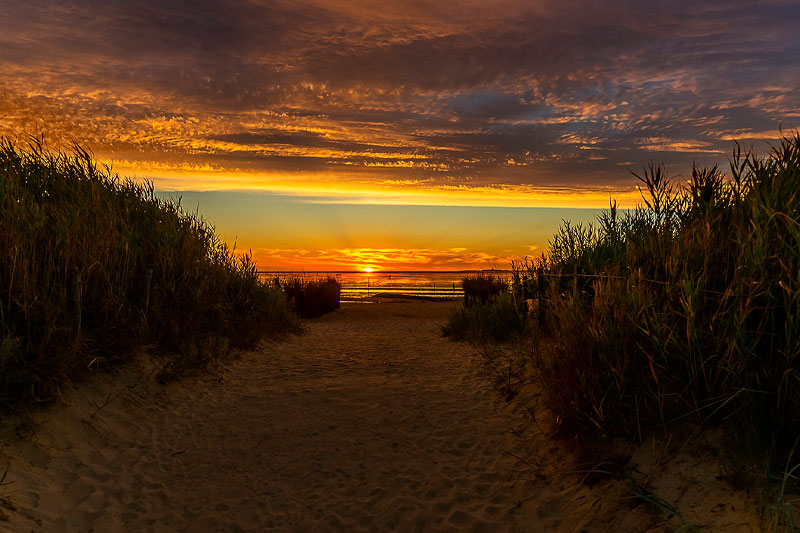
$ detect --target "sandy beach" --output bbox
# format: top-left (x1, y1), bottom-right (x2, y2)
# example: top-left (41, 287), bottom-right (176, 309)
top-left (0, 300), bottom-right (759, 531)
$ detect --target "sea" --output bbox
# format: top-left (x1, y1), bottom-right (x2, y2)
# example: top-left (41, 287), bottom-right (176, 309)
top-left (257, 270), bottom-right (512, 299)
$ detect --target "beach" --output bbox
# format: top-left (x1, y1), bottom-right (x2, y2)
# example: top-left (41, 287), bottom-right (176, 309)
top-left (1, 300), bottom-right (757, 531)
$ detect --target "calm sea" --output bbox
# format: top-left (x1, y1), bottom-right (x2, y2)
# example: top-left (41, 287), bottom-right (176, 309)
top-left (257, 270), bottom-right (511, 299)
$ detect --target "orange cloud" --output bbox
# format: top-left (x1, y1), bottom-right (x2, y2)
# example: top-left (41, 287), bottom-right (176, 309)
top-left (105, 160), bottom-right (643, 209)
top-left (249, 247), bottom-right (515, 271)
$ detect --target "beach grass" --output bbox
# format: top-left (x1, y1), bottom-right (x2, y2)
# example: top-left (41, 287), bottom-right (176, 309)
top-left (279, 276), bottom-right (341, 318)
top-left (461, 273), bottom-right (507, 306)
top-left (443, 273), bottom-right (528, 343)
top-left (442, 293), bottom-right (527, 343)
top-left (503, 132), bottom-right (800, 496)
top-left (443, 132), bottom-right (800, 513)
top-left (0, 139), bottom-right (297, 407)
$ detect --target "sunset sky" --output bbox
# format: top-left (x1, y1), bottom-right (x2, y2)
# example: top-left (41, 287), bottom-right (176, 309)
top-left (2, 1), bottom-right (799, 270)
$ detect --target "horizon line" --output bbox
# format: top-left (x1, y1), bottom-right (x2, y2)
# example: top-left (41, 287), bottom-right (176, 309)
top-left (256, 269), bottom-right (513, 274)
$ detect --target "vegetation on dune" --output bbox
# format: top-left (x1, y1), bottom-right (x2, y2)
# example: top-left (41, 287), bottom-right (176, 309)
top-left (442, 273), bottom-right (527, 343)
top-left (279, 276), bottom-right (341, 318)
top-left (0, 139), bottom-right (297, 407)
top-left (461, 273), bottom-right (507, 306)
top-left (518, 134), bottom-right (800, 453)
top-left (445, 132), bottom-right (800, 514)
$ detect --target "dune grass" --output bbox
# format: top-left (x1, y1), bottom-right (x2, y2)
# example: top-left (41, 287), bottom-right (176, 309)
top-left (505, 132), bottom-right (800, 497)
top-left (0, 139), bottom-right (297, 407)
top-left (442, 273), bottom-right (528, 343)
top-left (280, 276), bottom-right (341, 318)
top-left (442, 132), bottom-right (800, 517)
top-left (442, 293), bottom-right (527, 343)
top-left (461, 273), bottom-right (507, 305)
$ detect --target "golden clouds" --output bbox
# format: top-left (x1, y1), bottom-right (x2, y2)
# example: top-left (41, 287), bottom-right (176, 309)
top-left (111, 159), bottom-right (641, 208)
top-left (249, 246), bottom-right (514, 271)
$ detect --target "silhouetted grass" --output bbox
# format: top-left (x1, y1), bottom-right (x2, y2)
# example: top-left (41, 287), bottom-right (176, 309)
top-left (514, 132), bottom-right (800, 491)
top-left (280, 276), bottom-right (341, 318)
top-left (442, 293), bottom-right (527, 343)
top-left (443, 274), bottom-right (527, 343)
top-left (0, 139), bottom-right (297, 406)
top-left (461, 273), bottom-right (507, 306)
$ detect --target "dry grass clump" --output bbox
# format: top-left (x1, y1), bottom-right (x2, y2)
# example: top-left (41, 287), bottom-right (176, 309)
top-left (280, 276), bottom-right (341, 318)
top-left (0, 139), bottom-right (297, 406)
top-left (513, 132), bottom-right (800, 495)
top-left (442, 293), bottom-right (527, 343)
top-left (461, 273), bottom-right (507, 305)
top-left (443, 273), bottom-right (527, 343)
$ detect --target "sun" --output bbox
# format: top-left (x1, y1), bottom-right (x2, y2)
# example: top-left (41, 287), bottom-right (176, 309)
top-left (362, 267), bottom-right (375, 273)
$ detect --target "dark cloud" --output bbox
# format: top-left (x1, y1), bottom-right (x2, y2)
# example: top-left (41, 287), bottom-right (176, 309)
top-left (1, 0), bottom-right (799, 192)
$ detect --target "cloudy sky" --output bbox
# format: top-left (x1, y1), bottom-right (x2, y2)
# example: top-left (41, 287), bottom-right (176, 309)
top-left (2, 0), bottom-right (799, 269)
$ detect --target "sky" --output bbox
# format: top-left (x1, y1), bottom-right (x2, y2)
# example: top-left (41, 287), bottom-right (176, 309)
top-left (2, 1), bottom-right (799, 270)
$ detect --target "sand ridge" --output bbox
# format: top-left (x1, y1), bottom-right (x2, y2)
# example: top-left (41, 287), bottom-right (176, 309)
top-left (0, 300), bottom-right (760, 531)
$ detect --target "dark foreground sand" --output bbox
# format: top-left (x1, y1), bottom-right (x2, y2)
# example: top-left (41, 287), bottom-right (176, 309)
top-left (1, 301), bottom-right (759, 531)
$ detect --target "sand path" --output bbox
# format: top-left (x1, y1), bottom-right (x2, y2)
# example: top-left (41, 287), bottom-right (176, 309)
top-left (1, 300), bottom-right (761, 532)
top-left (1, 301), bottom-right (561, 532)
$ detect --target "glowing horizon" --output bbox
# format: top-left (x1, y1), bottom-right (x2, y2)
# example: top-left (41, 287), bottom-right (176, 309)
top-left (153, 191), bottom-right (607, 271)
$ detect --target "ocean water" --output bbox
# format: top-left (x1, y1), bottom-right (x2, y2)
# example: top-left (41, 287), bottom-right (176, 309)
top-left (258, 271), bottom-right (511, 299)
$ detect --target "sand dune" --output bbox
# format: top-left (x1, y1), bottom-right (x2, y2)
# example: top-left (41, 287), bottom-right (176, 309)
top-left (1, 301), bottom-right (760, 531)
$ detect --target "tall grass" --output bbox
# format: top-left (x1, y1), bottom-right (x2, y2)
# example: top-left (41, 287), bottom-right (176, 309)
top-left (0, 139), bottom-right (296, 406)
top-left (462, 273), bottom-right (507, 305)
top-left (280, 276), bottom-right (341, 318)
top-left (443, 273), bottom-right (527, 343)
top-left (442, 293), bottom-right (527, 343)
top-left (514, 132), bottom-right (800, 476)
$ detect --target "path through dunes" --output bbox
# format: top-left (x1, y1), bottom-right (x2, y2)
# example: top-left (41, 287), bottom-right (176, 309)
top-left (3, 301), bottom-right (562, 531)
top-left (0, 301), bottom-right (757, 531)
